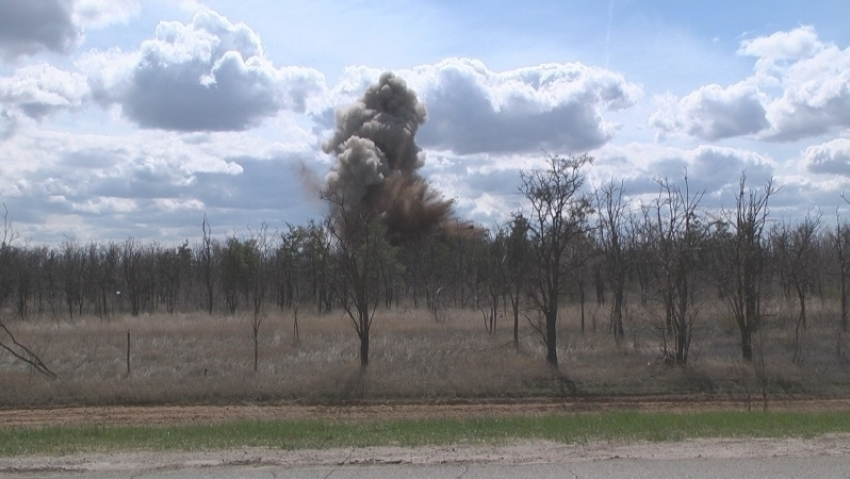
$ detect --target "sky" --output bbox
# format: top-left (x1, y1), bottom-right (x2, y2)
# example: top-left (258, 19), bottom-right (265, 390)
top-left (2, 0), bottom-right (850, 244)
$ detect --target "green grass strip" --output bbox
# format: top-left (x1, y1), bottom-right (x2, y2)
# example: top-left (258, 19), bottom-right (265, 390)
top-left (3, 411), bottom-right (850, 457)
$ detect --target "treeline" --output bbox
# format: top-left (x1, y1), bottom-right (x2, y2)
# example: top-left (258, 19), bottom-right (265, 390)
top-left (0, 217), bottom-right (520, 322)
top-left (2, 159), bottom-right (850, 369)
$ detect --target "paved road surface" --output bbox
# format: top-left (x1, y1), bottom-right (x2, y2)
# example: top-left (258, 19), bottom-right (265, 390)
top-left (4, 437), bottom-right (849, 478)
top-left (8, 456), bottom-right (850, 479)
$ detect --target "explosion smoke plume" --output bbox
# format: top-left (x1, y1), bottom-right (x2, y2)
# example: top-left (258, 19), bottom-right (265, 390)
top-left (323, 72), bottom-right (470, 243)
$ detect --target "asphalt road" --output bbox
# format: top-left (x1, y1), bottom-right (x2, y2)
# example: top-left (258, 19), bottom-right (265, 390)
top-left (10, 456), bottom-right (850, 479)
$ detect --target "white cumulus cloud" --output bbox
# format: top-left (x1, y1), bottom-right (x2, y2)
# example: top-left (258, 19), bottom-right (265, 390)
top-left (81, 10), bottom-right (326, 132)
top-left (762, 40), bottom-right (850, 141)
top-left (593, 143), bottom-right (776, 201)
top-left (650, 82), bottom-right (769, 141)
top-left (738, 25), bottom-right (822, 61)
top-left (73, 0), bottom-right (139, 29)
top-left (0, 63), bottom-right (89, 120)
top-left (651, 26), bottom-right (850, 143)
top-left (803, 137), bottom-right (850, 176)
top-left (311, 59), bottom-right (642, 155)
top-left (409, 58), bottom-right (643, 154)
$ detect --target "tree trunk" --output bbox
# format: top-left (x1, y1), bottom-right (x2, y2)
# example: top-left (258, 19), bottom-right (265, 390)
top-left (126, 330), bottom-right (131, 376)
top-left (612, 288), bottom-right (624, 340)
top-left (512, 297), bottom-right (520, 349)
top-left (292, 306), bottom-right (300, 346)
top-left (798, 287), bottom-right (807, 330)
top-left (676, 317), bottom-right (688, 365)
top-left (360, 328), bottom-right (370, 368)
top-left (741, 325), bottom-right (753, 362)
top-left (579, 278), bottom-right (586, 334)
top-left (206, 284), bottom-right (214, 315)
top-left (841, 270), bottom-right (848, 332)
top-left (545, 296), bottom-right (558, 367)
top-left (252, 323), bottom-right (259, 372)
top-left (665, 290), bottom-right (674, 337)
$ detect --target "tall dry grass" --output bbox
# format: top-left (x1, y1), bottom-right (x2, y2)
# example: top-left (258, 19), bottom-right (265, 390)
top-left (1, 296), bottom-right (849, 407)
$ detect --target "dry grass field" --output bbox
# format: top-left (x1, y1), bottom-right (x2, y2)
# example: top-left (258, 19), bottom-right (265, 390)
top-left (1, 298), bottom-right (849, 408)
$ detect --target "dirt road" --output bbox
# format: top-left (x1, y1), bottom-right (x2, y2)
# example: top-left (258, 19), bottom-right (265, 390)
top-left (2, 396), bottom-right (850, 429)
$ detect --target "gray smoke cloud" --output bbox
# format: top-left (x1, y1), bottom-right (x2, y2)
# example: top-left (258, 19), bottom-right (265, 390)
top-left (323, 72), bottom-right (466, 243)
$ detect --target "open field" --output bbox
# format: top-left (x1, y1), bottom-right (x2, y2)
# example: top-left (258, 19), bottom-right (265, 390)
top-left (1, 298), bottom-right (849, 408)
top-left (2, 303), bottom-right (850, 474)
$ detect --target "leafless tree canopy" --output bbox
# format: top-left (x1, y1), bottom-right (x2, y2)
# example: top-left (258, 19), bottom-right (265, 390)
top-left (519, 153), bottom-right (594, 368)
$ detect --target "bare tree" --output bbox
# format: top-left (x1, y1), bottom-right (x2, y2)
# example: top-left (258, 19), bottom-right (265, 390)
top-left (477, 228), bottom-right (507, 335)
top-left (0, 206), bottom-right (56, 378)
top-left (247, 222), bottom-right (272, 372)
top-left (0, 205), bottom-right (19, 313)
top-left (298, 221), bottom-right (333, 313)
top-left (121, 238), bottom-right (144, 316)
top-left (505, 214), bottom-right (532, 348)
top-left (58, 239), bottom-right (86, 319)
top-left (595, 179), bottom-right (631, 342)
top-left (716, 175), bottom-right (775, 362)
top-left (199, 215), bottom-right (216, 315)
top-left (0, 321), bottom-right (57, 378)
top-left (276, 224), bottom-right (315, 345)
top-left (323, 191), bottom-right (401, 369)
top-left (834, 214), bottom-right (850, 333)
top-left (772, 212), bottom-right (821, 365)
top-left (401, 234), bottom-right (450, 319)
top-left (519, 153), bottom-right (594, 368)
top-left (220, 236), bottom-right (248, 315)
top-left (13, 247), bottom-right (37, 320)
top-left (157, 241), bottom-right (190, 315)
top-left (92, 242), bottom-right (120, 319)
top-left (836, 193), bottom-right (850, 333)
top-left (569, 234), bottom-right (595, 334)
top-left (641, 175), bottom-right (707, 365)
top-left (0, 205), bottom-right (18, 309)
top-left (39, 248), bottom-right (61, 318)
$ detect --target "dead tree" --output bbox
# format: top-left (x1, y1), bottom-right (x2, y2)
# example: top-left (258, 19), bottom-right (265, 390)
top-left (323, 191), bottom-right (401, 369)
top-left (834, 215), bottom-right (850, 333)
top-left (248, 222), bottom-right (272, 372)
top-left (595, 179), bottom-right (631, 342)
top-left (479, 228), bottom-right (507, 336)
top-left (772, 213), bottom-right (821, 365)
top-left (0, 206), bottom-right (56, 378)
top-left (716, 175), bottom-right (775, 362)
top-left (836, 193), bottom-right (850, 332)
top-left (519, 153), bottom-right (594, 368)
top-left (0, 320), bottom-right (57, 378)
top-left (199, 215), bottom-right (216, 315)
top-left (505, 214), bottom-right (532, 349)
top-left (641, 175), bottom-right (707, 365)
top-left (59, 239), bottom-right (85, 319)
